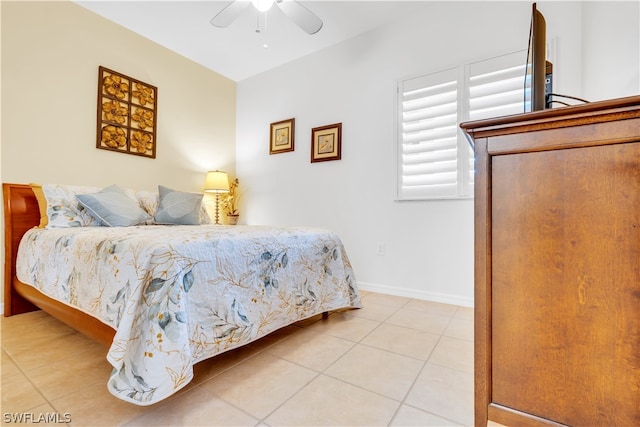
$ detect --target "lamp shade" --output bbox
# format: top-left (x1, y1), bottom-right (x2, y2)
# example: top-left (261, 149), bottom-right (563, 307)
top-left (204, 170), bottom-right (230, 193)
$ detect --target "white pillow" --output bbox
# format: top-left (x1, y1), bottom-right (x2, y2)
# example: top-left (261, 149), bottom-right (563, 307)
top-left (135, 190), bottom-right (158, 216)
top-left (42, 184), bottom-right (103, 228)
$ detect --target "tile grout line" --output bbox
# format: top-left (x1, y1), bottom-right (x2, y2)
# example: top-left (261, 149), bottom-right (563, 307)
top-left (1, 342), bottom-right (71, 425)
top-left (386, 302), bottom-right (467, 426)
top-left (2, 294), bottom-right (474, 426)
top-left (242, 297), bottom-right (407, 426)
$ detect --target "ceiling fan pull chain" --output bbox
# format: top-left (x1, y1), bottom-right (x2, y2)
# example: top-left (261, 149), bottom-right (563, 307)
top-left (256, 10), bottom-right (267, 33)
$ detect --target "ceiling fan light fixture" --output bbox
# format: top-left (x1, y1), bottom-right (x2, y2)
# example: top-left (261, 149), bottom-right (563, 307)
top-left (251, 0), bottom-right (274, 12)
top-left (211, 0), bottom-right (323, 35)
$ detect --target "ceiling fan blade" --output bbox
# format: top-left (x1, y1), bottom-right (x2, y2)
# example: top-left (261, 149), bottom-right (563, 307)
top-left (210, 0), bottom-right (251, 28)
top-left (276, 0), bottom-right (323, 35)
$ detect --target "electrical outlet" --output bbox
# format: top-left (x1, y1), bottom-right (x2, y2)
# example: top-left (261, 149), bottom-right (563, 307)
top-left (376, 242), bottom-right (385, 256)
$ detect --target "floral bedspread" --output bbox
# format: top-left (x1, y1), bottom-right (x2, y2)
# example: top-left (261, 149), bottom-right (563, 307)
top-left (16, 225), bottom-right (362, 405)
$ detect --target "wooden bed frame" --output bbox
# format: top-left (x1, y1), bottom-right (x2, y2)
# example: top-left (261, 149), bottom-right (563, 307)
top-left (3, 183), bottom-right (115, 346)
top-left (3, 183), bottom-right (331, 351)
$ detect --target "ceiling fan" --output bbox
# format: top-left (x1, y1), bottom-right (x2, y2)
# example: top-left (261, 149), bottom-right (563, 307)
top-left (210, 0), bottom-right (323, 35)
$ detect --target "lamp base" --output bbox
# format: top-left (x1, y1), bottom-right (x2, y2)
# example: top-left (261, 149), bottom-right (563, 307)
top-left (215, 193), bottom-right (221, 225)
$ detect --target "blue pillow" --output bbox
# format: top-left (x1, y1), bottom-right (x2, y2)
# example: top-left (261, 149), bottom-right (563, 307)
top-left (76, 185), bottom-right (151, 227)
top-left (154, 185), bottom-right (203, 225)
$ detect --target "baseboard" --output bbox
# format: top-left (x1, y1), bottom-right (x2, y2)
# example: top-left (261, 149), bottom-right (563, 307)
top-left (357, 281), bottom-right (474, 308)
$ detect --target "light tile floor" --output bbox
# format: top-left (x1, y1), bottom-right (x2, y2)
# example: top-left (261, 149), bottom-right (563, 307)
top-left (1, 291), bottom-right (474, 426)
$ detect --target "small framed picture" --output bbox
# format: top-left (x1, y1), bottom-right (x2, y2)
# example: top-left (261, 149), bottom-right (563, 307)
top-left (311, 123), bottom-right (342, 163)
top-left (270, 118), bottom-right (295, 154)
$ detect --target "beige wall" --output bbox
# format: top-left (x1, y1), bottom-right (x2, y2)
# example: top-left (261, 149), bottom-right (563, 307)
top-left (1, 1), bottom-right (236, 310)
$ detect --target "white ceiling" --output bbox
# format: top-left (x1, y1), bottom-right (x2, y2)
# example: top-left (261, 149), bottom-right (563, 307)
top-left (75, 1), bottom-right (431, 82)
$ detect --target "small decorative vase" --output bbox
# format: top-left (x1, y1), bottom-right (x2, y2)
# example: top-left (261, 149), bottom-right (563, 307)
top-left (227, 214), bottom-right (239, 225)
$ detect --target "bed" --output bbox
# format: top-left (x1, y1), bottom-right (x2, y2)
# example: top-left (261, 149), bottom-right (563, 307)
top-left (3, 183), bottom-right (362, 406)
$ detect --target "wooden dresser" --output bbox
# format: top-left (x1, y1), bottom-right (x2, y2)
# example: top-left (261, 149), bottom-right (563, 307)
top-left (460, 96), bottom-right (640, 427)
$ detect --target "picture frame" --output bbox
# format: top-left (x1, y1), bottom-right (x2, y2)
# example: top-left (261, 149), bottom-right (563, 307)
top-left (269, 118), bottom-right (295, 154)
top-left (311, 123), bottom-right (342, 163)
top-left (96, 66), bottom-right (158, 159)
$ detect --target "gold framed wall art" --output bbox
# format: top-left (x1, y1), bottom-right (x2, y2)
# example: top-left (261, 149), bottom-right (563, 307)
top-left (270, 118), bottom-right (295, 154)
top-left (97, 66), bottom-right (158, 158)
top-left (311, 123), bottom-right (342, 163)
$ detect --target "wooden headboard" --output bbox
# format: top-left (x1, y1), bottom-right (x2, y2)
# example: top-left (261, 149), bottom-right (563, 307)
top-left (2, 183), bottom-right (115, 345)
top-left (3, 183), bottom-right (41, 316)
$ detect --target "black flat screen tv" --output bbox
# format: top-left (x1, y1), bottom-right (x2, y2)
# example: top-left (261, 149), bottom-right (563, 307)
top-left (525, 2), bottom-right (552, 112)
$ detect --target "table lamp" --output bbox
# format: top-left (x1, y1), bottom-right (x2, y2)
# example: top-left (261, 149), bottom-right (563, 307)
top-left (204, 170), bottom-right (230, 224)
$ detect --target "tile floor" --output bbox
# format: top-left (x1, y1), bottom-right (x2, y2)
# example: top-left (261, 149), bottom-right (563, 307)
top-left (1, 291), bottom-right (474, 426)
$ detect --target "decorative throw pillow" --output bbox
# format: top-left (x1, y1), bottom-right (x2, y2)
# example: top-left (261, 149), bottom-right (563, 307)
top-left (41, 184), bottom-right (103, 228)
top-left (76, 185), bottom-right (151, 227)
top-left (154, 185), bottom-right (203, 225)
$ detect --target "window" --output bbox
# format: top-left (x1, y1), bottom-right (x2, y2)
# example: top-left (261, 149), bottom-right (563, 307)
top-left (397, 51), bottom-right (527, 200)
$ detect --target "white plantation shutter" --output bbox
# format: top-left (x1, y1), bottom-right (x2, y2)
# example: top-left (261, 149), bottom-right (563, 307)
top-left (399, 68), bottom-right (460, 199)
top-left (468, 51), bottom-right (529, 121)
top-left (397, 51), bottom-right (526, 200)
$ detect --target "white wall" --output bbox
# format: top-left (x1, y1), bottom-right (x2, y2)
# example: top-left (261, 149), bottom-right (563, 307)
top-left (581, 1), bottom-right (640, 101)
top-left (236, 1), bottom-right (639, 307)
